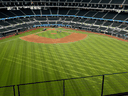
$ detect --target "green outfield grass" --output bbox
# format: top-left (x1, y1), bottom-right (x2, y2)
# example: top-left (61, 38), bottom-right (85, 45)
top-left (0, 27), bottom-right (128, 96)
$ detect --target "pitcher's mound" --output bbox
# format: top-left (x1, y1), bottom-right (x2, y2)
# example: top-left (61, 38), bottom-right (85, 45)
top-left (51, 33), bottom-right (57, 34)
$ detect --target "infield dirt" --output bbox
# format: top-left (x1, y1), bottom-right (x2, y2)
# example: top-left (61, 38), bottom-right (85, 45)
top-left (20, 32), bottom-right (88, 44)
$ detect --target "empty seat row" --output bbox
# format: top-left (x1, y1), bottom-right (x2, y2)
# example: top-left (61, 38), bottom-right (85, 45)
top-left (1, 0), bottom-right (127, 4)
top-left (1, 9), bottom-right (128, 21)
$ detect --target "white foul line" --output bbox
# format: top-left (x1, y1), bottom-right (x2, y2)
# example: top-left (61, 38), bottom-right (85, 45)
top-left (0, 38), bottom-right (19, 44)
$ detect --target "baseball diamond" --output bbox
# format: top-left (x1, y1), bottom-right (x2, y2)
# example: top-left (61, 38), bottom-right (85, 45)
top-left (0, 1), bottom-right (128, 96)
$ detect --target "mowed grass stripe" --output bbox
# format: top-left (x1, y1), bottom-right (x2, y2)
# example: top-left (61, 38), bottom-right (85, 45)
top-left (56, 44), bottom-right (78, 78)
top-left (88, 37), bottom-right (120, 71)
top-left (30, 50), bottom-right (108, 77)
top-left (33, 46), bottom-right (118, 75)
top-left (101, 37), bottom-right (128, 56)
top-left (78, 39), bottom-right (110, 73)
top-left (43, 44), bottom-right (58, 95)
top-left (73, 42), bottom-right (101, 73)
top-left (87, 36), bottom-right (127, 71)
top-left (63, 43), bottom-right (91, 76)
top-left (19, 43), bottom-right (50, 96)
top-left (45, 45), bottom-right (61, 80)
top-left (96, 37), bottom-right (128, 70)
top-left (67, 42), bottom-right (95, 76)
top-left (0, 42), bottom-right (10, 74)
top-left (28, 42), bottom-right (39, 96)
top-left (44, 45), bottom-right (62, 96)
top-left (36, 43), bottom-right (49, 84)
top-left (22, 41), bottom-right (33, 95)
top-left (0, 41), bottom-right (16, 96)
top-left (88, 36), bottom-right (128, 94)
top-left (104, 74), bottom-right (128, 95)
top-left (29, 44), bottom-right (79, 77)
top-left (47, 45), bottom-right (64, 80)
top-left (32, 43), bottom-right (41, 96)
top-left (0, 42), bottom-right (11, 58)
top-left (24, 42), bottom-right (33, 84)
top-left (81, 41), bottom-right (108, 74)
top-left (64, 42), bottom-right (86, 76)
top-left (5, 39), bottom-right (21, 86)
top-left (31, 50), bottom-right (89, 77)
top-left (98, 39), bottom-right (128, 62)
top-left (32, 46), bottom-right (93, 76)
top-left (66, 76), bottom-right (102, 96)
top-left (80, 77), bottom-right (102, 96)
top-left (51, 45), bottom-right (68, 79)
top-left (57, 43), bottom-right (86, 95)
top-left (4, 40), bottom-right (19, 85)
top-left (5, 53), bottom-right (54, 75)
top-left (57, 44), bottom-right (88, 77)
top-left (1, 42), bottom-right (17, 95)
top-left (61, 43), bottom-right (92, 95)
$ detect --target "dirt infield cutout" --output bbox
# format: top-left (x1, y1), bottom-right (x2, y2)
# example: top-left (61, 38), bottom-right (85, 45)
top-left (47, 28), bottom-right (56, 31)
top-left (51, 33), bottom-right (57, 34)
top-left (20, 33), bottom-right (88, 44)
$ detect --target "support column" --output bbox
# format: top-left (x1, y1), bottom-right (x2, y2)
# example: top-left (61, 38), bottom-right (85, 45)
top-left (124, 36), bottom-right (126, 40)
top-left (116, 34), bottom-right (118, 37)
top-left (101, 75), bottom-right (105, 96)
top-left (63, 80), bottom-right (65, 96)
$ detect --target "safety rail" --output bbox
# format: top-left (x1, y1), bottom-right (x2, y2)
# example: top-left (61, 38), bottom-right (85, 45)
top-left (0, 72), bottom-right (128, 96)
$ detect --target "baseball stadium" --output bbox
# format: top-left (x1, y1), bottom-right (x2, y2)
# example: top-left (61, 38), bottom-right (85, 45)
top-left (0, 0), bottom-right (128, 96)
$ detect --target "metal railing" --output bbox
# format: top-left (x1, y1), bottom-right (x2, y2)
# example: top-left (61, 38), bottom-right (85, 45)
top-left (0, 85), bottom-right (15, 96)
top-left (0, 72), bottom-right (128, 96)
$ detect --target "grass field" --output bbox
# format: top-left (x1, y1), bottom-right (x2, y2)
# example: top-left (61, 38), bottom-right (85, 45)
top-left (0, 27), bottom-right (128, 96)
